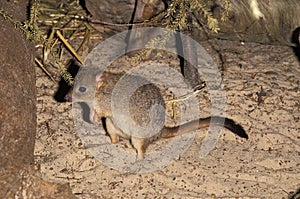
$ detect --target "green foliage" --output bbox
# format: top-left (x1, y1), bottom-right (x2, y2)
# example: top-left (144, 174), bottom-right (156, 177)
top-left (221, 0), bottom-right (231, 22)
top-left (152, 0), bottom-right (231, 33)
top-left (0, 0), bottom-right (231, 85)
top-left (131, 0), bottom-right (230, 61)
top-left (190, 0), bottom-right (220, 33)
top-left (0, 1), bottom-right (46, 44)
top-left (0, 0), bottom-right (87, 86)
top-left (128, 29), bottom-right (174, 63)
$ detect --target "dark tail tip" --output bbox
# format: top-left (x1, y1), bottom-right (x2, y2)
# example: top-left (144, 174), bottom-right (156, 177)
top-left (224, 118), bottom-right (248, 139)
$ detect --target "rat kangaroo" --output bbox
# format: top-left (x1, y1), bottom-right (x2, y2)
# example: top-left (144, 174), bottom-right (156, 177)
top-left (72, 68), bottom-right (248, 160)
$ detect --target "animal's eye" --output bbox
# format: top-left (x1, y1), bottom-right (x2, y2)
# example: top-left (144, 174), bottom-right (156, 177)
top-left (78, 86), bottom-right (87, 93)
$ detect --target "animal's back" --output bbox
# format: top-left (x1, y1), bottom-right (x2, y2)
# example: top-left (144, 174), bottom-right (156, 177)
top-left (94, 72), bottom-right (166, 140)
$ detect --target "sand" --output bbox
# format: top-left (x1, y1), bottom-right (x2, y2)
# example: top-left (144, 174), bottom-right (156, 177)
top-left (34, 39), bottom-right (300, 198)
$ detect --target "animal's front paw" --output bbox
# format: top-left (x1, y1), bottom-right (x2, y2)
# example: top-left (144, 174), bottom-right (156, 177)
top-left (110, 135), bottom-right (120, 143)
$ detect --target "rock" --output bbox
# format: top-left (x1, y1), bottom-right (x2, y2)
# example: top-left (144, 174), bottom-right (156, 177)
top-left (0, 0), bottom-right (36, 170)
top-left (198, 0), bottom-right (300, 46)
top-left (0, 166), bottom-right (75, 199)
top-left (85, 0), bottom-right (135, 32)
top-left (85, 0), bottom-right (300, 46)
top-left (0, 1), bottom-right (75, 198)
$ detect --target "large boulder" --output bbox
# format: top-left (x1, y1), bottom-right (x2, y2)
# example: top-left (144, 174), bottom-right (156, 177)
top-left (85, 0), bottom-right (300, 46)
top-left (0, 0), bottom-right (36, 171)
top-left (207, 0), bottom-right (300, 46)
top-left (0, 1), bottom-right (75, 198)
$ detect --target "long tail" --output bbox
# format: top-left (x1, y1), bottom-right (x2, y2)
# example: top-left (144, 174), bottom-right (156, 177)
top-left (161, 116), bottom-right (248, 139)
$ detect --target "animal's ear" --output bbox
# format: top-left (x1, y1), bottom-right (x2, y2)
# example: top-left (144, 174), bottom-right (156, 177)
top-left (96, 73), bottom-right (104, 83)
top-left (96, 72), bottom-right (107, 89)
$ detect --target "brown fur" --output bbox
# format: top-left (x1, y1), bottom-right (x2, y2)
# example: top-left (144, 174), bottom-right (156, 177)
top-left (92, 71), bottom-right (248, 160)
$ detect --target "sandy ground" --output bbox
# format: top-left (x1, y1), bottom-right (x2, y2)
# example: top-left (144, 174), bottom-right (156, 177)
top-left (34, 39), bottom-right (300, 198)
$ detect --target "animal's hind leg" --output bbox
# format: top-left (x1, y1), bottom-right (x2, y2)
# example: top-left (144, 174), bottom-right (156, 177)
top-left (131, 137), bottom-right (148, 160)
top-left (105, 117), bottom-right (121, 143)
